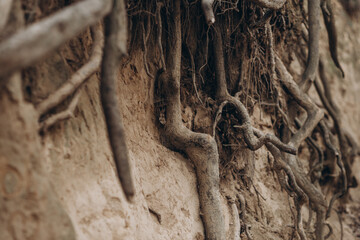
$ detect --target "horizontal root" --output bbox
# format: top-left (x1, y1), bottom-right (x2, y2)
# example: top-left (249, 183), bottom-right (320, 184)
top-left (39, 90), bottom-right (81, 131)
top-left (248, 0), bottom-right (286, 9)
top-left (0, 0), bottom-right (111, 78)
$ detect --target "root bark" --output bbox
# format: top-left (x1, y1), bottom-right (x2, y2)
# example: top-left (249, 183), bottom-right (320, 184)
top-left (159, 1), bottom-right (225, 239)
top-left (101, 0), bottom-right (135, 200)
top-left (0, 0), bottom-right (112, 78)
top-left (300, 0), bottom-right (320, 91)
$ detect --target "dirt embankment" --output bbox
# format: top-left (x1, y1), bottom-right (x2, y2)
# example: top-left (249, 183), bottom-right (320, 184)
top-left (1, 1), bottom-right (359, 240)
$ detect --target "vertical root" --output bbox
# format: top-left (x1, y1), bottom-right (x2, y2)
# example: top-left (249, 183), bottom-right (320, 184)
top-left (229, 201), bottom-right (241, 240)
top-left (295, 199), bottom-right (308, 240)
top-left (101, 0), bottom-right (135, 201)
top-left (158, 1), bottom-right (225, 239)
top-left (142, 17), bottom-right (153, 78)
top-left (300, 0), bottom-right (320, 91)
top-left (321, 0), bottom-right (345, 77)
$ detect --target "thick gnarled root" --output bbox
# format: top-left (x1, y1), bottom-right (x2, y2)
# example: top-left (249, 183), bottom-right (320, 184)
top-left (158, 1), bottom-right (225, 239)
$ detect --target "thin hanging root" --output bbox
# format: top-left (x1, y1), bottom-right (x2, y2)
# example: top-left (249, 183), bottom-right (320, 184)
top-left (307, 203), bottom-right (313, 230)
top-left (307, 137), bottom-right (324, 181)
top-left (212, 24), bottom-right (296, 155)
top-left (318, 59), bottom-right (340, 114)
top-left (0, 0), bottom-right (112, 78)
top-left (201, 0), bottom-right (215, 25)
top-left (237, 193), bottom-right (253, 240)
top-left (39, 90), bottom-right (81, 131)
top-left (187, 45), bottom-right (202, 104)
top-left (101, 0), bottom-right (135, 201)
top-left (275, 56), bottom-right (324, 149)
top-left (319, 120), bottom-right (347, 219)
top-left (265, 22), bottom-right (277, 85)
top-left (300, 0), bottom-right (320, 91)
top-left (229, 201), bottom-right (241, 240)
top-left (295, 199), bottom-right (308, 240)
top-left (36, 25), bottom-right (103, 116)
top-left (252, 130), bottom-right (307, 201)
top-left (294, 118), bottom-right (324, 180)
top-left (321, 0), bottom-right (345, 77)
top-left (142, 17), bottom-right (153, 78)
top-left (156, 2), bottom-right (166, 71)
top-left (159, 1), bottom-right (225, 238)
top-left (199, 28), bottom-right (209, 84)
top-left (275, 56), bottom-right (327, 240)
top-left (337, 211), bottom-right (344, 240)
top-left (212, 100), bottom-right (228, 137)
top-left (316, 59), bottom-right (357, 190)
top-left (254, 131), bottom-right (309, 240)
top-left (324, 223), bottom-right (333, 239)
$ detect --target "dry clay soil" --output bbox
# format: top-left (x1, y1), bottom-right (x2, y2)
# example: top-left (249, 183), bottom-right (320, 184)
top-left (40, 4), bottom-right (360, 240)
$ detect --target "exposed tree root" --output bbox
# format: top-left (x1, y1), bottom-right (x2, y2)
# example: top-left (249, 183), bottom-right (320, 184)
top-left (237, 193), bottom-right (252, 240)
top-left (156, 2), bottom-right (166, 71)
top-left (141, 16), bottom-right (153, 78)
top-left (201, 0), bottom-right (215, 25)
top-left (321, 0), bottom-right (345, 77)
top-left (249, 0), bottom-right (286, 9)
top-left (187, 44), bottom-right (202, 104)
top-left (36, 25), bottom-right (103, 116)
top-left (0, 0), bottom-right (112, 78)
top-left (253, 130), bottom-right (307, 200)
top-left (101, 0), bottom-right (135, 201)
top-left (276, 56), bottom-right (327, 240)
top-left (158, 1), bottom-right (225, 238)
top-left (337, 210), bottom-right (344, 240)
top-left (319, 120), bottom-right (347, 219)
top-left (0, 0), bottom-right (12, 33)
top-left (39, 90), bottom-right (81, 131)
top-left (210, 17), bottom-right (327, 239)
top-left (300, 0), bottom-right (320, 91)
top-left (295, 199), bottom-right (307, 240)
top-left (229, 200), bottom-right (241, 240)
top-left (316, 59), bottom-right (357, 192)
top-left (212, 25), bottom-right (296, 155)
top-left (275, 56), bottom-right (324, 149)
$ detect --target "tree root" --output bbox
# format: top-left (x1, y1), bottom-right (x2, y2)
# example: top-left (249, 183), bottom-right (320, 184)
top-left (229, 200), bottom-right (241, 240)
top-left (39, 90), bottom-right (81, 131)
top-left (0, 0), bottom-right (12, 33)
top-left (212, 25), bottom-right (296, 155)
top-left (211, 19), bottom-right (327, 240)
top-left (237, 193), bottom-right (252, 240)
top-left (187, 43), bottom-right (202, 103)
top-left (316, 59), bottom-right (357, 192)
top-left (276, 56), bottom-right (327, 240)
top-left (249, 0), bottom-right (286, 10)
top-left (0, 0), bottom-right (112, 78)
top-left (253, 130), bottom-right (307, 201)
top-left (275, 56), bottom-right (324, 149)
top-left (295, 199), bottom-right (307, 240)
top-left (201, 0), bottom-right (215, 25)
top-left (300, 0), bottom-right (320, 91)
top-left (36, 25), bottom-right (103, 116)
top-left (156, 2), bottom-right (166, 71)
top-left (100, 0), bottom-right (135, 201)
top-left (321, 0), bottom-right (345, 77)
top-left (141, 16), bottom-right (153, 78)
top-left (319, 120), bottom-right (347, 219)
top-left (159, 1), bottom-right (225, 239)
